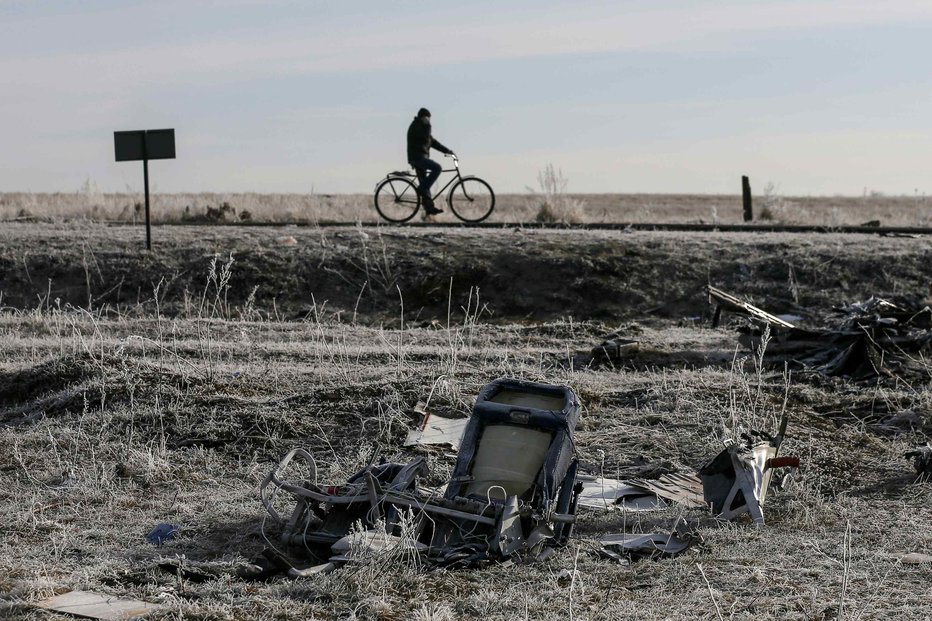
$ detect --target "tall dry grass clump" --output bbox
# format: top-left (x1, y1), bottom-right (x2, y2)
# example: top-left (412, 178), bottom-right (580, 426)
top-left (529, 164), bottom-right (585, 224)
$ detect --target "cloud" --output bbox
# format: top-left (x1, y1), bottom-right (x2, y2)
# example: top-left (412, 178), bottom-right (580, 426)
top-left (4, 0), bottom-right (932, 96)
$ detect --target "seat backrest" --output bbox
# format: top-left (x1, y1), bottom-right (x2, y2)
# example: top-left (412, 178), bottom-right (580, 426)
top-left (445, 378), bottom-right (580, 507)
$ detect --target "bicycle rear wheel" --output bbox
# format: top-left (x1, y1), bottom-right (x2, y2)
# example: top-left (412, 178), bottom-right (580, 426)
top-left (374, 177), bottom-right (420, 223)
top-left (448, 177), bottom-right (495, 223)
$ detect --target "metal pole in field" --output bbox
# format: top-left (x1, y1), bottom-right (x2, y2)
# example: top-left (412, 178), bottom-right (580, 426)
top-left (742, 175), bottom-right (753, 222)
top-left (143, 152), bottom-right (151, 251)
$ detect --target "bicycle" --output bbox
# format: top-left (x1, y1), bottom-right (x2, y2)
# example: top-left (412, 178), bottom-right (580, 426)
top-left (374, 154), bottom-right (495, 223)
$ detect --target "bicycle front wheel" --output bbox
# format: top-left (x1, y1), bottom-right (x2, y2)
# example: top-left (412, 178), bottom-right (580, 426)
top-left (374, 177), bottom-right (420, 223)
top-left (448, 177), bottom-right (495, 223)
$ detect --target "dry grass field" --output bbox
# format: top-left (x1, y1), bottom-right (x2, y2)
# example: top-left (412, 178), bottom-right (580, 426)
top-left (2, 190), bottom-right (931, 227)
top-left (2, 222), bottom-right (932, 619)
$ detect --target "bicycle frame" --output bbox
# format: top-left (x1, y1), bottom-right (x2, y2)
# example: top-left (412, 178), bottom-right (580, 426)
top-left (411, 154), bottom-right (462, 201)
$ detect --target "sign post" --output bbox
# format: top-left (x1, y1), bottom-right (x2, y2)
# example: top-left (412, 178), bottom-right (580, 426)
top-left (114, 129), bottom-right (175, 250)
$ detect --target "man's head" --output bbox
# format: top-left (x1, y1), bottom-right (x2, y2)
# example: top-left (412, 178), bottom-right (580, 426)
top-left (417, 107), bottom-right (431, 119)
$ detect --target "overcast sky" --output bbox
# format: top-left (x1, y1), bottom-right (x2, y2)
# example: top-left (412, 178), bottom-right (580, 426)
top-left (3, 1), bottom-right (932, 195)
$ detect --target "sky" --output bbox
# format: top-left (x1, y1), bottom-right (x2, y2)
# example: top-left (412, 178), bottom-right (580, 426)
top-left (2, 1), bottom-right (932, 195)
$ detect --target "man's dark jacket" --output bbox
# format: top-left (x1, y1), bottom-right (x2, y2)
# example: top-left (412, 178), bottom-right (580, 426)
top-left (407, 116), bottom-right (451, 164)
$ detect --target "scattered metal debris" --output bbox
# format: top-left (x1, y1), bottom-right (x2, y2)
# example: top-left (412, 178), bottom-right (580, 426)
top-left (629, 472), bottom-right (707, 509)
top-left (403, 401), bottom-right (468, 450)
top-left (741, 294), bottom-right (932, 382)
top-left (579, 413), bottom-right (796, 525)
top-left (262, 378), bottom-right (582, 569)
top-left (260, 377), bottom-right (803, 575)
top-left (37, 590), bottom-right (160, 620)
top-left (577, 472), bottom-right (706, 513)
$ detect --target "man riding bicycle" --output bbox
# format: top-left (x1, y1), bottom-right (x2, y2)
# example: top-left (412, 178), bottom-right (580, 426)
top-left (407, 107), bottom-right (454, 215)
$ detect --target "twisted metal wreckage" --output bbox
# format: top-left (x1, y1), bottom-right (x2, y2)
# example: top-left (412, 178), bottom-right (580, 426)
top-left (260, 378), bottom-right (798, 573)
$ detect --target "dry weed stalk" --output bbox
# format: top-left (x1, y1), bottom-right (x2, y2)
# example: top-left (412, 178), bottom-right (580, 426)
top-left (529, 164), bottom-right (585, 224)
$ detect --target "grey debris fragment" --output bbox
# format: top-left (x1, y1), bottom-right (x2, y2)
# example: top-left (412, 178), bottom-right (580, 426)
top-left (495, 495), bottom-right (526, 556)
top-left (288, 562), bottom-right (337, 578)
top-left (37, 590), bottom-right (161, 620)
top-left (403, 402), bottom-right (468, 450)
top-left (698, 412), bottom-right (799, 524)
top-left (576, 475), bottom-right (668, 511)
top-left (600, 532), bottom-right (691, 559)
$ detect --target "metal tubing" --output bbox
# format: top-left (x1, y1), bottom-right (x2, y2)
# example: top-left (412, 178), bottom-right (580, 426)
top-left (143, 158), bottom-right (151, 251)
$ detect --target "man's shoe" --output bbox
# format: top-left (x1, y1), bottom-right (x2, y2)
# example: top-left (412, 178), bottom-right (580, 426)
top-left (422, 196), bottom-right (443, 215)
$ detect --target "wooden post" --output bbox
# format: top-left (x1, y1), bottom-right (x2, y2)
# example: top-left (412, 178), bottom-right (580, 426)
top-left (742, 175), bottom-right (753, 222)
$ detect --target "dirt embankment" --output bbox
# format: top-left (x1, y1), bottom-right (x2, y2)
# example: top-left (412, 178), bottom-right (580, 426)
top-left (1, 223), bottom-right (931, 322)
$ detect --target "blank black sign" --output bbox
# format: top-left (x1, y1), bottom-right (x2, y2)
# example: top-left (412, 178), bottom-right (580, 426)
top-left (114, 129), bottom-right (175, 161)
top-left (145, 129), bottom-right (175, 160)
top-left (114, 130), bottom-right (146, 161)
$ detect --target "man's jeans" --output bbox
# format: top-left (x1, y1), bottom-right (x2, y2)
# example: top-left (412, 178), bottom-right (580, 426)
top-left (410, 156), bottom-right (442, 199)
